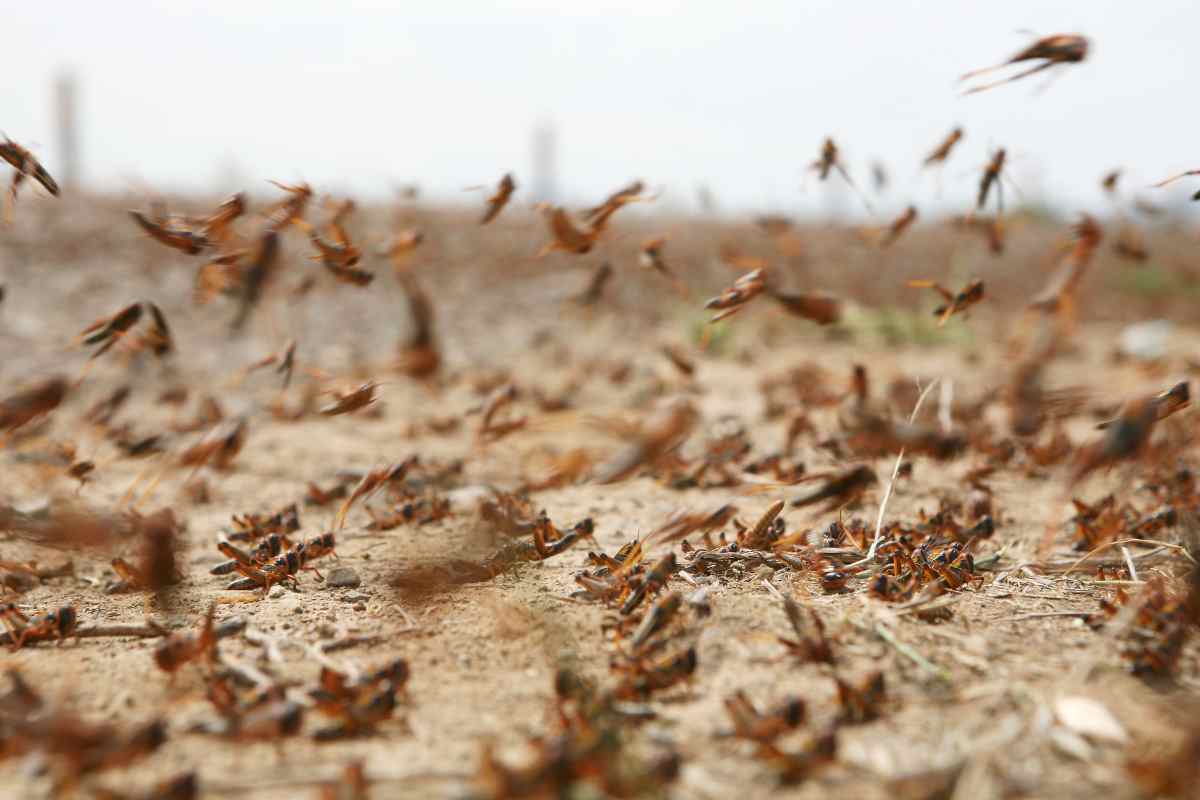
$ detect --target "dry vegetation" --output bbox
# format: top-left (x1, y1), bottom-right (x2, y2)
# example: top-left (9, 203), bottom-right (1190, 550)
top-left (1, 169), bottom-right (1200, 800)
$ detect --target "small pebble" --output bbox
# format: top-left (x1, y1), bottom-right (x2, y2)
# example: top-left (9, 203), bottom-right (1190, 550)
top-left (327, 567), bottom-right (362, 588)
top-left (268, 584), bottom-right (287, 599)
top-left (342, 592), bottom-right (370, 603)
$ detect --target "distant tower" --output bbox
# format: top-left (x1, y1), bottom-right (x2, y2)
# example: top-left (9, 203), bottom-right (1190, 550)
top-left (54, 72), bottom-right (79, 191)
top-left (531, 121), bottom-right (557, 203)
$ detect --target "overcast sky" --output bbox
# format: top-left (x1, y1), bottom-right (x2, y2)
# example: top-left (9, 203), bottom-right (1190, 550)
top-left (5, 1), bottom-right (1199, 217)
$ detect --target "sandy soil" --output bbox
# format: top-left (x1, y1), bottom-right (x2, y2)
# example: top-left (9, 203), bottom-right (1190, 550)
top-left (1, 196), bottom-right (1198, 799)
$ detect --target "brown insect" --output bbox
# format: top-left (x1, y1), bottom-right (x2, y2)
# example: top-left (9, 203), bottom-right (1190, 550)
top-left (199, 689), bottom-right (305, 744)
top-left (977, 148), bottom-right (1007, 211)
top-left (178, 417), bottom-right (248, 471)
top-left (835, 671), bottom-right (886, 724)
top-left (143, 303), bottom-right (173, 357)
top-left (791, 465), bottom-right (876, 511)
top-left (75, 302), bottom-right (169, 375)
top-left (313, 682), bottom-right (400, 741)
top-left (759, 732), bottom-right (838, 786)
top-left (463, 516), bottom-right (596, 585)
top-left (276, 340), bottom-right (298, 389)
top-left (811, 137), bottom-right (847, 182)
top-left (297, 215), bottom-right (371, 286)
top-left (21, 712), bottom-right (167, 791)
top-left (396, 270), bottom-right (440, 379)
top-left (1113, 222), bottom-right (1149, 262)
top-left (870, 161), bottom-right (888, 193)
top-left (230, 228), bottom-right (280, 332)
top-left (618, 552), bottom-right (676, 616)
top-left (593, 397), bottom-right (700, 484)
top-left (264, 180), bottom-right (313, 229)
top-left (581, 180), bottom-right (655, 223)
top-left (66, 459), bottom-right (95, 490)
top-left (646, 504), bottom-right (737, 548)
top-left (77, 302), bottom-right (143, 360)
top-left (538, 184), bottom-right (655, 258)
top-left (317, 762), bottom-right (370, 800)
top-left (1071, 382), bottom-right (1190, 485)
top-left (723, 691), bottom-right (806, 744)
top-left (234, 340), bottom-right (297, 390)
top-left (306, 480), bottom-right (350, 507)
top-left (476, 384), bottom-right (526, 443)
top-left (109, 509), bottom-right (181, 595)
top-left (820, 567), bottom-right (851, 593)
top-left (639, 236), bottom-right (689, 298)
top-left (880, 205), bottom-right (918, 248)
top-left (80, 383), bottom-right (129, 429)
top-left (613, 646), bottom-right (697, 700)
top-left (94, 772), bottom-right (198, 800)
top-left (336, 459), bottom-right (417, 529)
top-left (1127, 715), bottom-right (1200, 799)
top-left (535, 205), bottom-right (602, 257)
top-left (740, 500), bottom-right (785, 550)
top-left (0, 376), bottom-right (67, 434)
top-left (153, 604), bottom-right (220, 675)
top-left (1153, 169), bottom-right (1200, 189)
top-left (480, 172), bottom-right (516, 224)
top-left (128, 210), bottom-right (210, 255)
top-left (923, 126), bottom-right (964, 167)
top-left (225, 502), bottom-right (302, 543)
top-left (211, 535), bottom-right (285, 577)
top-left (1101, 168), bottom-right (1122, 195)
top-left (1028, 215), bottom-right (1102, 319)
top-left (224, 532), bottom-right (337, 592)
top-left (366, 493), bottom-right (451, 530)
top-left (198, 192), bottom-right (246, 245)
top-left (767, 288), bottom-right (843, 325)
top-left (907, 278), bottom-right (984, 325)
top-left (960, 34), bottom-right (1089, 95)
top-left (810, 137), bottom-right (872, 212)
top-left (193, 250), bottom-right (244, 306)
top-left (660, 343), bottom-right (695, 378)
top-left (0, 136), bottom-right (58, 222)
top-left (777, 596), bottom-right (835, 664)
top-left (320, 381), bottom-right (379, 416)
top-left (628, 591), bottom-right (683, 652)
top-left (704, 268), bottom-right (766, 322)
top-left (108, 430), bottom-right (164, 458)
top-left (0, 604), bottom-right (77, 650)
top-left (382, 228), bottom-right (424, 274)
top-left (570, 261), bottom-right (613, 307)
top-left (478, 673), bottom-right (680, 796)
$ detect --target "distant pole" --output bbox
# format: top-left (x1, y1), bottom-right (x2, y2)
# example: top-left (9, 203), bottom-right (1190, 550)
top-left (531, 121), bottom-right (557, 203)
top-left (54, 72), bottom-right (79, 191)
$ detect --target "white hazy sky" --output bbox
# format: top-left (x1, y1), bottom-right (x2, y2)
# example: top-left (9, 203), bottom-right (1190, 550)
top-left (5, 1), bottom-right (1199, 216)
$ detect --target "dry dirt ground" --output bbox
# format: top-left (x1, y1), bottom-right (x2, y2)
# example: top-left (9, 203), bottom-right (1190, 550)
top-left (1, 196), bottom-right (1199, 799)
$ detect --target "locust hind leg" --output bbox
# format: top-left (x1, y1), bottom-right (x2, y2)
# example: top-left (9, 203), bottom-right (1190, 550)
top-left (962, 60), bottom-right (1056, 95)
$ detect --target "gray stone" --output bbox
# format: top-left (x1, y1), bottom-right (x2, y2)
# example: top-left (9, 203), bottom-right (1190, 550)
top-left (327, 567), bottom-right (362, 588)
top-left (1119, 320), bottom-right (1171, 361)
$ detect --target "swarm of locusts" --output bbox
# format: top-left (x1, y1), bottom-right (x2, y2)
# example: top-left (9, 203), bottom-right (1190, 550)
top-left (6, 23), bottom-right (1200, 800)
